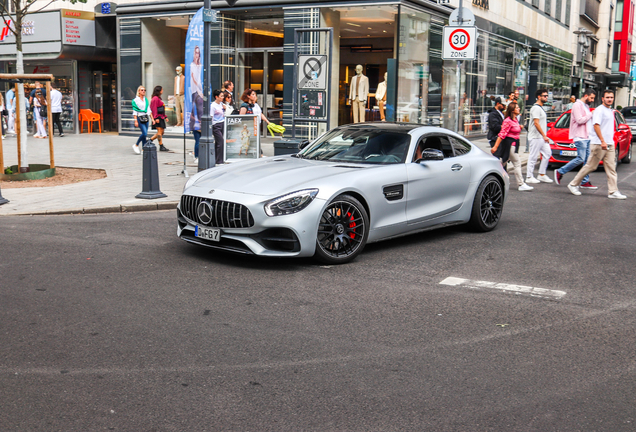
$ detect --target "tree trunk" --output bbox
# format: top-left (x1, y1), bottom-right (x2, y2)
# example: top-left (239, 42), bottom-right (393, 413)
top-left (14, 3), bottom-right (29, 172)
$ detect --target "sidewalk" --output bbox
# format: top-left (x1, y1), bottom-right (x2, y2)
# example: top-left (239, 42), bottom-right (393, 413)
top-left (0, 130), bottom-right (531, 217)
top-left (0, 132), bottom-right (279, 216)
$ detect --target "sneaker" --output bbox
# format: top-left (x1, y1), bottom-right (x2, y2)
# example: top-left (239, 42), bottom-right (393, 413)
top-left (193, 157), bottom-right (198, 164)
top-left (567, 184), bottom-right (581, 196)
top-left (159, 145), bottom-right (170, 152)
top-left (608, 191), bottom-right (627, 199)
top-left (60, 133), bottom-right (64, 137)
top-left (518, 183), bottom-right (534, 192)
top-left (537, 174), bottom-right (553, 183)
top-left (526, 177), bottom-right (540, 184)
top-left (580, 182), bottom-right (598, 190)
top-left (554, 170), bottom-right (563, 185)
top-left (133, 144), bottom-right (140, 154)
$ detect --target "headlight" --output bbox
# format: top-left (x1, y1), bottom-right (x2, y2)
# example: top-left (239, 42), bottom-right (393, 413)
top-left (264, 189), bottom-right (318, 217)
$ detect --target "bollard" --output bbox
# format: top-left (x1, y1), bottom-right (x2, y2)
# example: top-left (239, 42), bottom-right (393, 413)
top-left (136, 139), bottom-right (167, 199)
top-left (0, 183), bottom-right (8, 205)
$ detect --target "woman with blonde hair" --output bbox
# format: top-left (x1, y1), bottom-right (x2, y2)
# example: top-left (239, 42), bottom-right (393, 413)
top-left (132, 85), bottom-right (153, 154)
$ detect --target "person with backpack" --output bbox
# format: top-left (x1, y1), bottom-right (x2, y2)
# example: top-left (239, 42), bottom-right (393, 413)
top-left (132, 86), bottom-right (153, 154)
top-left (525, 88), bottom-right (553, 184)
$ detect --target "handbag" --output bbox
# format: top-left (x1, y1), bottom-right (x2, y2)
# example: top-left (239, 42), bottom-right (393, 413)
top-left (1, 109), bottom-right (7, 116)
top-left (39, 106), bottom-right (48, 118)
top-left (157, 105), bottom-right (165, 115)
top-left (137, 114), bottom-right (149, 123)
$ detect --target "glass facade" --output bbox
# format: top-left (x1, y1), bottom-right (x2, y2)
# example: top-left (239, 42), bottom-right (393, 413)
top-left (115, 1), bottom-right (574, 138)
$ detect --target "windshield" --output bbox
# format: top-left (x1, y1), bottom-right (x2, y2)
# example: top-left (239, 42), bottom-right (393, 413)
top-left (299, 128), bottom-right (411, 164)
top-left (622, 108), bottom-right (636, 118)
top-left (554, 113), bottom-right (571, 129)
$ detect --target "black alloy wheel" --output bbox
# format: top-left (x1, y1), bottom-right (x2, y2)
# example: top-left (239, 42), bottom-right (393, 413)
top-left (469, 175), bottom-right (504, 232)
top-left (315, 194), bottom-right (369, 264)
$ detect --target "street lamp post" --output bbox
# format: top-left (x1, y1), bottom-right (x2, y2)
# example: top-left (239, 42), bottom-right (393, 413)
top-left (574, 28), bottom-right (592, 99)
top-left (628, 51), bottom-right (636, 106)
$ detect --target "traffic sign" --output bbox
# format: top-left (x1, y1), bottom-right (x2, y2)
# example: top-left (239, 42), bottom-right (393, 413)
top-left (442, 26), bottom-right (476, 60)
top-left (448, 8), bottom-right (475, 27)
top-left (297, 55), bottom-right (327, 90)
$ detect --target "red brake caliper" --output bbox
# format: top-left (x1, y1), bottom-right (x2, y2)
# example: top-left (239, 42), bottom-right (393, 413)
top-left (347, 212), bottom-right (356, 239)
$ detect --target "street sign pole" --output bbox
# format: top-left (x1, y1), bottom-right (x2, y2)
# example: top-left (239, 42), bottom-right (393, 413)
top-left (199, 0), bottom-right (214, 171)
top-left (456, 0), bottom-right (463, 135)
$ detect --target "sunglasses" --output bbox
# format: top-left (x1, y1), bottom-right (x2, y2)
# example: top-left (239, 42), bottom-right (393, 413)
top-left (140, 89), bottom-right (146, 92)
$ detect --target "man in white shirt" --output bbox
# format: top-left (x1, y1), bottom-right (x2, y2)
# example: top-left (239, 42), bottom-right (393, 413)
top-left (49, 83), bottom-right (64, 137)
top-left (526, 88), bottom-right (553, 184)
top-left (210, 89), bottom-right (226, 166)
top-left (568, 89), bottom-right (626, 199)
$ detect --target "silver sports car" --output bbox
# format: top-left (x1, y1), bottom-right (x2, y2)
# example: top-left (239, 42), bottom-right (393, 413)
top-left (177, 123), bottom-right (509, 264)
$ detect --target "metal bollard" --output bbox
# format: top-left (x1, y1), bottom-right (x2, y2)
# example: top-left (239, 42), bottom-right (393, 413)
top-left (136, 140), bottom-right (167, 199)
top-left (0, 183), bottom-right (8, 205)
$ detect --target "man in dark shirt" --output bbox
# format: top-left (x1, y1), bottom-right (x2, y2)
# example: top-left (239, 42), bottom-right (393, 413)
top-left (487, 97), bottom-right (505, 147)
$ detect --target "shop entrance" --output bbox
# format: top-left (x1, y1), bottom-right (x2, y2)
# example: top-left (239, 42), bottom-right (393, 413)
top-left (236, 48), bottom-right (284, 136)
top-left (92, 70), bottom-right (117, 132)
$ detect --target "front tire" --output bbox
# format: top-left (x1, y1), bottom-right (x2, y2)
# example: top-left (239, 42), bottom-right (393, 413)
top-left (314, 194), bottom-right (369, 264)
top-left (469, 175), bottom-right (504, 232)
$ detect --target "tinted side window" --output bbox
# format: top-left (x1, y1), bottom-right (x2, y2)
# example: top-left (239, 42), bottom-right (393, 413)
top-left (449, 136), bottom-right (472, 156)
top-left (413, 135), bottom-right (454, 160)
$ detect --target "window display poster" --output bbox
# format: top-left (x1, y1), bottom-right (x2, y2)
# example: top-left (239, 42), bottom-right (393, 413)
top-left (184, 7), bottom-right (204, 133)
top-left (298, 90), bottom-right (326, 118)
top-left (224, 115), bottom-right (260, 160)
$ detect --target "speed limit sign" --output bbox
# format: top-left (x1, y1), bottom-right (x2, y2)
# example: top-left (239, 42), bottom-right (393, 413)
top-left (442, 26), bottom-right (476, 60)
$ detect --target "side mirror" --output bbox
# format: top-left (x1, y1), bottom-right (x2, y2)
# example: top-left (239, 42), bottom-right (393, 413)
top-left (298, 140), bottom-right (310, 150)
top-left (547, 122), bottom-right (555, 128)
top-left (417, 148), bottom-right (444, 162)
top-left (618, 124), bottom-right (630, 132)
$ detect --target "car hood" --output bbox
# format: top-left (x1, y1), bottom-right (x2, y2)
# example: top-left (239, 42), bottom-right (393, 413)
top-left (190, 156), bottom-right (373, 196)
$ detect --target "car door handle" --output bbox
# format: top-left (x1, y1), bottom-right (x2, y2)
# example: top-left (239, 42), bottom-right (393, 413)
top-left (451, 164), bottom-right (463, 171)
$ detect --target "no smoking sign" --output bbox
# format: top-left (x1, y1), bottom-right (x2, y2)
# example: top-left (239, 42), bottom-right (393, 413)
top-left (442, 26), bottom-right (476, 60)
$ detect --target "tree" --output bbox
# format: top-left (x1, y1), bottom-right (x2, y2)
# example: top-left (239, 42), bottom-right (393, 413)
top-left (0, 0), bottom-right (86, 171)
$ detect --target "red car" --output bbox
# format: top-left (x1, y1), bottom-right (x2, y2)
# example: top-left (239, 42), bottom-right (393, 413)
top-left (546, 108), bottom-right (633, 168)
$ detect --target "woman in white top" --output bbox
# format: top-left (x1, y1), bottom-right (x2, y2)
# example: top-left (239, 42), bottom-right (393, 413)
top-left (33, 89), bottom-right (48, 139)
top-left (189, 45), bottom-right (203, 131)
top-left (132, 85), bottom-right (154, 154)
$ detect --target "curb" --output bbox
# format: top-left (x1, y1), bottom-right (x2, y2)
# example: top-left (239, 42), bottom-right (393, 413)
top-left (3, 201), bottom-right (179, 217)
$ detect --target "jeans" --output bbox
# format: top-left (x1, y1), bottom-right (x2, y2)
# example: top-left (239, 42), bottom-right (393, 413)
top-left (136, 120), bottom-right (148, 146)
top-left (193, 130), bottom-right (201, 158)
top-left (556, 139), bottom-right (590, 184)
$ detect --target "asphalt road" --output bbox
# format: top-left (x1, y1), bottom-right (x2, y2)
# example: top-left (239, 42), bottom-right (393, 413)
top-left (1, 163), bottom-right (636, 431)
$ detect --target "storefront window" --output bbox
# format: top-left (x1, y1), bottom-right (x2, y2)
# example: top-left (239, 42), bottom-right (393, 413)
top-left (534, 51), bottom-right (572, 121)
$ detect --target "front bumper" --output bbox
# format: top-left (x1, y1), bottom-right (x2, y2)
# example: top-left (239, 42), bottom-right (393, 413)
top-left (176, 188), bottom-right (324, 258)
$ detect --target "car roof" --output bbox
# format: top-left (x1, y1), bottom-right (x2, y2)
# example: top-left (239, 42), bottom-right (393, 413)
top-left (336, 122), bottom-right (457, 136)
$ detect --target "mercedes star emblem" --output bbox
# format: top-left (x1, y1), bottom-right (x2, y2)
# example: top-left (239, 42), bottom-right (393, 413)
top-left (197, 201), bottom-right (213, 225)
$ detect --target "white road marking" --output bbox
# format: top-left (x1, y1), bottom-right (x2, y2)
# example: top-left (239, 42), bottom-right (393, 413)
top-left (440, 277), bottom-right (566, 299)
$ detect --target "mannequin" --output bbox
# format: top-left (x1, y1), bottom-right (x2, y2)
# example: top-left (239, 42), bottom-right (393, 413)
top-left (375, 72), bottom-right (387, 121)
top-left (349, 64), bottom-right (369, 123)
top-left (174, 65), bottom-right (185, 127)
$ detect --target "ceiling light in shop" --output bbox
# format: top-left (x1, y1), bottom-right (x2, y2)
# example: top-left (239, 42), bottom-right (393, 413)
top-left (347, 22), bottom-right (360, 27)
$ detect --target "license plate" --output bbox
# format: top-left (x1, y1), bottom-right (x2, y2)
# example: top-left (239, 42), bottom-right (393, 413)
top-left (195, 226), bottom-right (220, 242)
top-left (560, 150), bottom-right (577, 157)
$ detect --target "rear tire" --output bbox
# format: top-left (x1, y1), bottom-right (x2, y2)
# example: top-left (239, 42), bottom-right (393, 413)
top-left (314, 194), bottom-right (369, 264)
top-left (469, 175), bottom-right (504, 232)
top-left (621, 143), bottom-right (632, 164)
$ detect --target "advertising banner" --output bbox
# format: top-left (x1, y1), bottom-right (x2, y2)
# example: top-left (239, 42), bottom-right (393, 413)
top-left (184, 8), bottom-right (204, 134)
top-left (224, 115), bottom-right (260, 160)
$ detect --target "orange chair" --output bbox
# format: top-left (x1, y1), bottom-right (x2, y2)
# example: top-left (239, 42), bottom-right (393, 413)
top-left (79, 109), bottom-right (101, 133)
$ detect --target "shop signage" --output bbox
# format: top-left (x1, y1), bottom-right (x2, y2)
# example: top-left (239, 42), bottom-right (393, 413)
top-left (94, 2), bottom-right (117, 15)
top-left (61, 9), bottom-right (95, 46)
top-left (224, 115), bottom-right (260, 160)
top-left (442, 26), bottom-right (476, 60)
top-left (436, 0), bottom-right (451, 4)
top-left (472, 0), bottom-right (489, 9)
top-left (297, 55), bottom-right (328, 90)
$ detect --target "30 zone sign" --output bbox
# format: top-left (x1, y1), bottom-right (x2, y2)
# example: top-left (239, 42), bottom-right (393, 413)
top-left (442, 26), bottom-right (476, 60)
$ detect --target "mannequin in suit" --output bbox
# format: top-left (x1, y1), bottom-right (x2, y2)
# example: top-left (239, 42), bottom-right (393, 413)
top-left (349, 64), bottom-right (369, 123)
top-left (376, 72), bottom-right (387, 121)
top-left (174, 66), bottom-right (185, 127)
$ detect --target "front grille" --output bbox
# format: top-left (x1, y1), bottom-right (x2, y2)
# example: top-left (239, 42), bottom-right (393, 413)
top-left (180, 195), bottom-right (255, 228)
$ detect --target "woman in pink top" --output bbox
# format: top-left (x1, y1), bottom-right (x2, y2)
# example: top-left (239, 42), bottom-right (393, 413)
top-left (491, 102), bottom-right (533, 192)
top-left (149, 86), bottom-right (169, 152)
